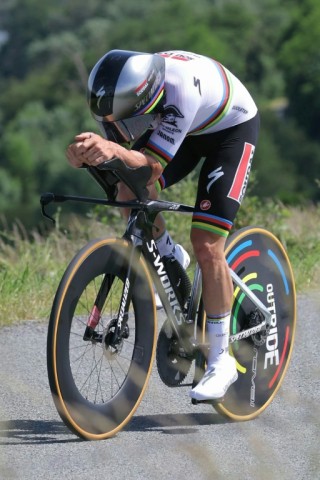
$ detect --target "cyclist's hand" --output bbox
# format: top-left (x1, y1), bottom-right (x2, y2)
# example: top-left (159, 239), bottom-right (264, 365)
top-left (66, 132), bottom-right (116, 168)
top-left (66, 132), bottom-right (163, 184)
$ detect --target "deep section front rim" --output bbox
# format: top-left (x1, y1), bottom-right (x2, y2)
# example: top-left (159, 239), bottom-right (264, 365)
top-left (47, 238), bottom-right (156, 439)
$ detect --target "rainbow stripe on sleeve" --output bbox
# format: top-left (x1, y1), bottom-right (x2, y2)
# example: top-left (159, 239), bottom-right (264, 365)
top-left (190, 61), bottom-right (233, 135)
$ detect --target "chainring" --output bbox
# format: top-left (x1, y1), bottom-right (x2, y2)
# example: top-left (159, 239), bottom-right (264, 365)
top-left (156, 319), bottom-right (192, 387)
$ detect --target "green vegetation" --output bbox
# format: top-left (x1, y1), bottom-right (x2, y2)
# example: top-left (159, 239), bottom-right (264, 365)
top-left (0, 0), bottom-right (319, 227)
top-left (0, 184), bottom-right (319, 327)
top-left (0, 214), bottom-right (114, 326)
top-left (0, 0), bottom-right (319, 324)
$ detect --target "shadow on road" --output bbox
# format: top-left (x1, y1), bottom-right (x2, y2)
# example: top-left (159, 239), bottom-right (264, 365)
top-left (0, 412), bottom-right (230, 443)
top-left (124, 411), bottom-right (231, 435)
top-left (0, 419), bottom-right (80, 445)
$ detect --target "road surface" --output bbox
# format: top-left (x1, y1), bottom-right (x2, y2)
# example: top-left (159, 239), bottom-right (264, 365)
top-left (0, 293), bottom-right (319, 480)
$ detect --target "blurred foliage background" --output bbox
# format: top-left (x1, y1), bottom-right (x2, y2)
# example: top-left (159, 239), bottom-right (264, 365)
top-left (0, 0), bottom-right (319, 228)
top-left (0, 0), bottom-right (320, 322)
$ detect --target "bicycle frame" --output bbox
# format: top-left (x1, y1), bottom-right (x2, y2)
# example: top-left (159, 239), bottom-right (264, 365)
top-left (119, 198), bottom-right (197, 353)
top-left (41, 191), bottom-right (272, 352)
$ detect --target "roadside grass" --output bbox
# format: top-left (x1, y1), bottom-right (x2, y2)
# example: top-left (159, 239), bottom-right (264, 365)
top-left (0, 196), bottom-right (319, 327)
top-left (235, 197), bottom-right (320, 292)
top-left (0, 215), bottom-right (117, 326)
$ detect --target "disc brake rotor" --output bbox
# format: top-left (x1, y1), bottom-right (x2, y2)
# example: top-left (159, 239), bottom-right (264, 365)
top-left (103, 318), bottom-right (129, 361)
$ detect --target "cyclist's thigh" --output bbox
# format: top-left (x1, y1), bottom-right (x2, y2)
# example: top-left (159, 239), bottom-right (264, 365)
top-left (192, 114), bottom-right (260, 238)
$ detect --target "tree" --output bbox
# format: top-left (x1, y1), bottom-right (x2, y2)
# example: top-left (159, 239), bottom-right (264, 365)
top-left (279, 0), bottom-right (320, 139)
top-left (0, 0), bottom-right (319, 228)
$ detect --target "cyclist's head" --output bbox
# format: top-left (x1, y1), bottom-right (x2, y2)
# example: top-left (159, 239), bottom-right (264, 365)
top-left (87, 49), bottom-right (166, 144)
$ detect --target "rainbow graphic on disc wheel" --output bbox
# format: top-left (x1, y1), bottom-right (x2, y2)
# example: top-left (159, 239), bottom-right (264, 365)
top-left (214, 227), bottom-right (296, 421)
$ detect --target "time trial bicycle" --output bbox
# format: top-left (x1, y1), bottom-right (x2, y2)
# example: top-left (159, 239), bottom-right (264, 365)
top-left (41, 158), bottom-right (296, 441)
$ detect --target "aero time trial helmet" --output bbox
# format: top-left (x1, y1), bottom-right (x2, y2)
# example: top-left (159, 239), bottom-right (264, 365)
top-left (87, 49), bottom-right (166, 144)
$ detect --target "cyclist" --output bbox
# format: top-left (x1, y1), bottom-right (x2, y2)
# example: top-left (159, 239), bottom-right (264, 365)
top-left (66, 49), bottom-right (260, 401)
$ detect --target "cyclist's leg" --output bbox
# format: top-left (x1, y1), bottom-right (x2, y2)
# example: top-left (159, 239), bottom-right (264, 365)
top-left (192, 231), bottom-right (233, 314)
top-left (116, 181), bottom-right (189, 270)
top-left (155, 135), bottom-right (204, 260)
top-left (117, 181), bottom-right (165, 233)
top-left (190, 229), bottom-right (238, 400)
top-left (189, 113), bottom-right (260, 400)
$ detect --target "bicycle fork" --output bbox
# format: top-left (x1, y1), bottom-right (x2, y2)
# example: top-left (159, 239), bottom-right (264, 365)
top-left (83, 273), bottom-right (115, 342)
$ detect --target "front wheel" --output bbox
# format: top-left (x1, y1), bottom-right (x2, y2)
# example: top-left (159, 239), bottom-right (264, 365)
top-left (47, 238), bottom-right (156, 440)
top-left (216, 227), bottom-right (296, 420)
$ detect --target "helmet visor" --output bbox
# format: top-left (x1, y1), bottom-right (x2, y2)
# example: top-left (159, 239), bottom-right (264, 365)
top-left (98, 114), bottom-right (160, 144)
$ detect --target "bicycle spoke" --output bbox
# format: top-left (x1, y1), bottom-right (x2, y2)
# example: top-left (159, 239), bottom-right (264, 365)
top-left (66, 272), bottom-right (136, 404)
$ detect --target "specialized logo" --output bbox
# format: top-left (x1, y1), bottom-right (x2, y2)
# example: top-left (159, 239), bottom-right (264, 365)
top-left (96, 86), bottom-right (106, 109)
top-left (228, 143), bottom-right (255, 203)
top-left (206, 166), bottom-right (224, 193)
top-left (200, 200), bottom-right (211, 211)
top-left (194, 76), bottom-right (202, 96)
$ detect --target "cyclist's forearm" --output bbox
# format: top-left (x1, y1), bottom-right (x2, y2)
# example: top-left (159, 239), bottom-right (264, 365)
top-left (66, 132), bottom-right (163, 183)
top-left (105, 142), bottom-right (163, 184)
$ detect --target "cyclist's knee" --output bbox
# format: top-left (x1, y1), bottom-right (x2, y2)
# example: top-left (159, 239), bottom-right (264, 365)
top-left (117, 181), bottom-right (135, 201)
top-left (117, 180), bottom-right (159, 201)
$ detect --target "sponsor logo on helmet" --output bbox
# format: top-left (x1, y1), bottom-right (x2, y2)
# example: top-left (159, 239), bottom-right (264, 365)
top-left (134, 71), bottom-right (162, 112)
top-left (200, 200), bottom-right (211, 210)
top-left (96, 86), bottom-right (106, 109)
top-left (95, 85), bottom-right (114, 113)
top-left (135, 79), bottom-right (149, 97)
top-left (160, 52), bottom-right (198, 61)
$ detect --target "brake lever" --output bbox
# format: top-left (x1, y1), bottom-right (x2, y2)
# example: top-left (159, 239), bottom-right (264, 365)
top-left (40, 192), bottom-right (66, 224)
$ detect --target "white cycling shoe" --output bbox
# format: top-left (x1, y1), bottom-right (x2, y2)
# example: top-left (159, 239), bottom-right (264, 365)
top-left (155, 244), bottom-right (190, 309)
top-left (189, 355), bottom-right (238, 401)
top-left (172, 244), bottom-right (190, 269)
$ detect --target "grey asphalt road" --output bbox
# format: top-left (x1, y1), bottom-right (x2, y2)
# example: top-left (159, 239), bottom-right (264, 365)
top-left (0, 293), bottom-right (319, 480)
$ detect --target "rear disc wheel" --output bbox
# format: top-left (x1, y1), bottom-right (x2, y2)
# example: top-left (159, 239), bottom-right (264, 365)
top-left (215, 227), bottom-right (296, 420)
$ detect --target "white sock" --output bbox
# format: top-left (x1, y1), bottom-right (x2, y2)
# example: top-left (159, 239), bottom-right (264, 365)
top-left (206, 313), bottom-right (230, 368)
top-left (155, 231), bottom-right (175, 257)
